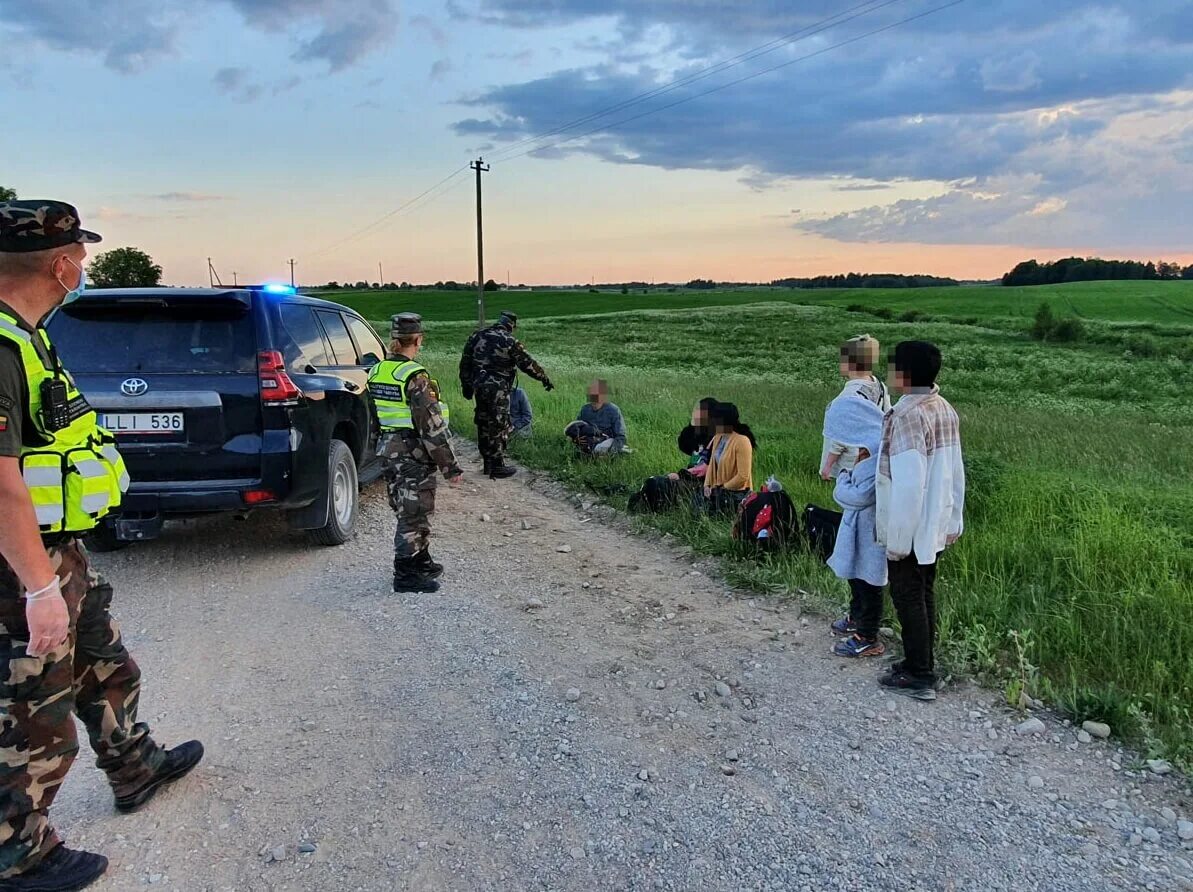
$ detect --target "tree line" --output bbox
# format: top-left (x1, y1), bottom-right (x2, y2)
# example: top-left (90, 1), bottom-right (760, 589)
top-left (1002, 257), bottom-right (1193, 286)
top-left (772, 273), bottom-right (959, 289)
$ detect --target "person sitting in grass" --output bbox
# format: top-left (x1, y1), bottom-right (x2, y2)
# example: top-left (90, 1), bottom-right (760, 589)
top-left (670, 396), bottom-right (717, 486)
top-left (821, 334), bottom-right (891, 480)
top-left (876, 340), bottom-right (965, 702)
top-left (565, 379), bottom-right (629, 456)
top-left (698, 401), bottom-right (756, 516)
top-left (510, 386), bottom-right (533, 438)
top-left (824, 393), bottom-right (888, 659)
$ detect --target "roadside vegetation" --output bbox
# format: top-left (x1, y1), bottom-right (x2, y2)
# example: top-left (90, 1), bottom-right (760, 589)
top-left (350, 282), bottom-right (1193, 768)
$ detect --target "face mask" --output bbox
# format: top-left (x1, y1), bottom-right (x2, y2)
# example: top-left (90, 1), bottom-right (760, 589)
top-left (58, 257), bottom-right (87, 306)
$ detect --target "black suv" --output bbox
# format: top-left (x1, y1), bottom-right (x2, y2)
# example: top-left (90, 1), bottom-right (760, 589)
top-left (47, 285), bottom-right (387, 548)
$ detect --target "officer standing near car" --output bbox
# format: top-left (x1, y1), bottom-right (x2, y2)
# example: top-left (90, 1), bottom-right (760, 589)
top-left (458, 311), bottom-right (553, 479)
top-left (0, 201), bottom-right (204, 891)
top-left (370, 313), bottom-right (463, 593)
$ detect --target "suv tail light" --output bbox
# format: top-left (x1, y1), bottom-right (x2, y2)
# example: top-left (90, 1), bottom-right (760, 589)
top-left (258, 350), bottom-right (302, 404)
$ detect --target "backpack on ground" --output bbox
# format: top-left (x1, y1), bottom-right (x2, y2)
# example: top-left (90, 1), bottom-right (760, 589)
top-left (733, 489), bottom-right (799, 550)
top-left (804, 504), bottom-right (843, 560)
top-left (628, 475), bottom-right (682, 513)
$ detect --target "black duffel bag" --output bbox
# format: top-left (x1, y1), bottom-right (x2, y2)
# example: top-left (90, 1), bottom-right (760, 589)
top-left (804, 503), bottom-right (843, 560)
top-left (629, 475), bottom-right (683, 513)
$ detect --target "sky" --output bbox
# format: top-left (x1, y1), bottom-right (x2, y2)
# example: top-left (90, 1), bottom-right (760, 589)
top-left (2, 0), bottom-right (1191, 286)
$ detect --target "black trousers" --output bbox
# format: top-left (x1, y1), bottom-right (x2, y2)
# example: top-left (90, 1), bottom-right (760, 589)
top-left (887, 556), bottom-right (938, 681)
top-left (847, 579), bottom-right (885, 641)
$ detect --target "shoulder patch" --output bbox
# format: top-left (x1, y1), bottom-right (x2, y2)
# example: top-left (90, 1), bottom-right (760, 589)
top-left (0, 394), bottom-right (12, 411)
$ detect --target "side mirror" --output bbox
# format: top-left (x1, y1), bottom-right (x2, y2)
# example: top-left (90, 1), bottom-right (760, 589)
top-left (361, 354), bottom-right (381, 367)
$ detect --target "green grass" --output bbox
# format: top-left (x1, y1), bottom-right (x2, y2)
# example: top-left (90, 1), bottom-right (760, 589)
top-left (329, 279), bottom-right (1193, 326)
top-left (365, 290), bottom-right (1193, 767)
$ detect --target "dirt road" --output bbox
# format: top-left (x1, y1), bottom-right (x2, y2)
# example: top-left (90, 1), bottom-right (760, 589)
top-left (54, 451), bottom-right (1191, 891)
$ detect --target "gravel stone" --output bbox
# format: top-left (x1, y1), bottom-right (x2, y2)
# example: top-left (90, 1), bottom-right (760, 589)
top-left (1027, 776), bottom-right (1045, 790)
top-left (1179, 820), bottom-right (1193, 841)
top-left (556, 544), bottom-right (573, 553)
top-left (1082, 721), bottom-right (1112, 739)
top-left (714, 682), bottom-right (732, 698)
top-left (565, 687), bottom-right (582, 702)
top-left (1076, 730), bottom-right (1092, 744)
top-left (1016, 718), bottom-right (1047, 736)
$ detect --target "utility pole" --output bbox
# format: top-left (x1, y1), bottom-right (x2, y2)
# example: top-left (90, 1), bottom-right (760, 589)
top-left (207, 257), bottom-right (214, 287)
top-left (232, 271), bottom-right (238, 286)
top-left (288, 258), bottom-right (296, 288)
top-left (471, 156), bottom-right (490, 327)
top-left (378, 261), bottom-right (384, 286)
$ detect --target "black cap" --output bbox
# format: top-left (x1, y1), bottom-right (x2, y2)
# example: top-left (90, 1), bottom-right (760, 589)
top-left (391, 313), bottom-right (423, 338)
top-left (0, 200), bottom-right (102, 254)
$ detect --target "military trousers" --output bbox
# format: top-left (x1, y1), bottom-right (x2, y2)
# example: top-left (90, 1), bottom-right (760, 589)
top-left (474, 381), bottom-right (512, 464)
top-left (385, 458), bottom-right (438, 560)
top-left (0, 539), bottom-right (165, 877)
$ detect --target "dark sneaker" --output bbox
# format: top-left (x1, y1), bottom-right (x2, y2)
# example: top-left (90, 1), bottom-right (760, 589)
top-left (114, 741), bottom-right (204, 813)
top-left (413, 551), bottom-right (444, 579)
top-left (878, 669), bottom-right (937, 701)
top-left (0, 846), bottom-right (109, 892)
top-left (833, 635), bottom-right (885, 658)
top-left (830, 616), bottom-right (856, 635)
top-left (879, 659), bottom-right (906, 683)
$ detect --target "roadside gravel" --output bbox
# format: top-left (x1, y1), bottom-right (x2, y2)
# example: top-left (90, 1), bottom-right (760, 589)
top-left (53, 448), bottom-right (1193, 891)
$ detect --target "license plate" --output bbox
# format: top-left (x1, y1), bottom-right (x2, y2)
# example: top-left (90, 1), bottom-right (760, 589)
top-left (100, 412), bottom-right (185, 435)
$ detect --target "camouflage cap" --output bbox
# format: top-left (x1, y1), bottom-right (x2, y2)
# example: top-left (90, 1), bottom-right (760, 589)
top-left (0, 200), bottom-right (102, 254)
top-left (391, 312), bottom-right (423, 338)
top-left (498, 311), bottom-right (518, 328)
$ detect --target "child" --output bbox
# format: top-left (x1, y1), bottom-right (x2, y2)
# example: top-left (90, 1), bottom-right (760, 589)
top-left (820, 334), bottom-right (891, 480)
top-left (823, 395), bottom-right (888, 658)
top-left (876, 340), bottom-right (965, 701)
top-left (565, 379), bottom-right (629, 455)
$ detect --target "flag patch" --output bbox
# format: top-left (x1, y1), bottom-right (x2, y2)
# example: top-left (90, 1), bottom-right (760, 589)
top-left (0, 415), bottom-right (7, 432)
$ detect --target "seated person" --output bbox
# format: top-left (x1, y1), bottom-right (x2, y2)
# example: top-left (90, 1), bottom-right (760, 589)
top-left (565, 379), bottom-right (629, 456)
top-left (511, 386), bottom-right (533, 438)
top-left (697, 401), bottom-right (756, 516)
top-left (670, 397), bottom-right (717, 485)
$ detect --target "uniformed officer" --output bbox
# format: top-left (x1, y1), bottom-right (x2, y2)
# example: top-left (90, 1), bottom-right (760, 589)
top-left (458, 311), bottom-right (553, 479)
top-left (370, 313), bottom-right (463, 593)
top-left (0, 201), bottom-right (203, 891)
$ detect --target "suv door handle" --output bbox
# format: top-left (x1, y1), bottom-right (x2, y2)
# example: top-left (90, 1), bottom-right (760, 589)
top-left (345, 382), bottom-right (361, 393)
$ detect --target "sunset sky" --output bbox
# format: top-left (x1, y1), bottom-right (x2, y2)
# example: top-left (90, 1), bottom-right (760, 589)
top-left (3, 0), bottom-right (1191, 286)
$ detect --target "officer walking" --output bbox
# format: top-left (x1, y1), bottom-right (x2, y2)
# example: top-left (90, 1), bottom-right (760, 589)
top-left (458, 311), bottom-right (553, 479)
top-left (0, 201), bottom-right (203, 891)
top-left (369, 313), bottom-right (463, 593)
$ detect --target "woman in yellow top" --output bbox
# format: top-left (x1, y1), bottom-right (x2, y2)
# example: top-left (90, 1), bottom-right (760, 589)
top-left (701, 402), bottom-right (757, 516)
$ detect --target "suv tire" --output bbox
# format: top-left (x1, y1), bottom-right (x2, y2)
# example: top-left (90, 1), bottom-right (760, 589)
top-left (309, 438), bottom-right (358, 546)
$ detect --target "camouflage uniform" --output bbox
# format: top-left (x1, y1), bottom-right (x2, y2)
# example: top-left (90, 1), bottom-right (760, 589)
top-left (458, 313), bottom-right (552, 471)
top-left (0, 541), bottom-right (164, 877)
top-left (380, 362), bottom-right (462, 564)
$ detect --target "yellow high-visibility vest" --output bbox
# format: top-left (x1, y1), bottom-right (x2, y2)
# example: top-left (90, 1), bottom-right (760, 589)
top-left (0, 311), bottom-right (129, 535)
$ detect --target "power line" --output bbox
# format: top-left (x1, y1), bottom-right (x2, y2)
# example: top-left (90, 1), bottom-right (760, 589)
top-left (307, 165), bottom-right (471, 258)
top-left (497, 0), bottom-right (969, 165)
top-left (484, 0), bottom-right (912, 165)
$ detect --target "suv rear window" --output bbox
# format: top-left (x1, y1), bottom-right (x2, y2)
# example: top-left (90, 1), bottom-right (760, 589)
top-left (49, 303), bottom-right (257, 374)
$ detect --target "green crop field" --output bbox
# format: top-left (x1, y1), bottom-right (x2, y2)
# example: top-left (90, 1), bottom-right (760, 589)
top-left (354, 281), bottom-right (1193, 766)
top-left (330, 279), bottom-right (1193, 326)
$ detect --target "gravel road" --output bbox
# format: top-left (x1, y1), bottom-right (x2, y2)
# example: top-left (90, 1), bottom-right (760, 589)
top-left (53, 448), bottom-right (1192, 891)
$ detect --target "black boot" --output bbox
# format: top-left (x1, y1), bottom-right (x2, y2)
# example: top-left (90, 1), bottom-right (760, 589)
top-left (393, 559), bottom-right (440, 593)
top-left (413, 550), bottom-right (444, 579)
top-left (489, 458), bottom-right (517, 480)
top-left (0, 846), bottom-right (109, 892)
top-left (114, 740), bottom-right (204, 813)
top-left (482, 458), bottom-right (492, 476)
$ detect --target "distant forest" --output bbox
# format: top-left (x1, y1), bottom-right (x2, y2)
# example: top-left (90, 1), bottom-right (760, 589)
top-left (771, 273), bottom-right (959, 289)
top-left (1002, 257), bottom-right (1193, 286)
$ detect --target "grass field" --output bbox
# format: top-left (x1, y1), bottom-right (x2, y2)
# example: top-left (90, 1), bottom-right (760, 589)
top-left (348, 282), bottom-right (1193, 767)
top-left (327, 279), bottom-right (1193, 326)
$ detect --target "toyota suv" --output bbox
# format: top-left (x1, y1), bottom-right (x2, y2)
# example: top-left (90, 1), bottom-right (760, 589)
top-left (46, 285), bottom-right (387, 548)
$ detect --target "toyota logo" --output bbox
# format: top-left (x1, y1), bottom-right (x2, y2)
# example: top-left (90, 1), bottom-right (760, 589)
top-left (121, 378), bottom-right (149, 397)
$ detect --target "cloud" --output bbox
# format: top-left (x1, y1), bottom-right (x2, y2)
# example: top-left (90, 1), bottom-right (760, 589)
top-left (832, 183), bottom-right (895, 193)
top-left (0, 0), bottom-right (397, 73)
top-left (0, 0), bottom-right (178, 72)
top-left (430, 59), bottom-right (453, 82)
top-left (410, 14), bottom-right (448, 47)
top-left (454, 0), bottom-right (1193, 248)
top-left (213, 66), bottom-right (262, 102)
top-left (151, 192), bottom-right (230, 202)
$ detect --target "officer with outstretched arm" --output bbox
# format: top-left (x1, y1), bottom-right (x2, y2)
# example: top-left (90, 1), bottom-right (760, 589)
top-left (458, 311), bottom-right (552, 479)
top-left (0, 201), bottom-right (203, 892)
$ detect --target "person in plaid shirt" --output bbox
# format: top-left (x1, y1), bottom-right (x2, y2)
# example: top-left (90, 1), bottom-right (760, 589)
top-left (875, 341), bottom-right (966, 701)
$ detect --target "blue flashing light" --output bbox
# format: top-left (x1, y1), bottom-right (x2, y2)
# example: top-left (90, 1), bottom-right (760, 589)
top-left (262, 283), bottom-right (296, 295)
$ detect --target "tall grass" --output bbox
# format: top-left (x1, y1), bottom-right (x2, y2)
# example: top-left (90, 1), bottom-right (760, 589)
top-left (393, 302), bottom-right (1192, 767)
